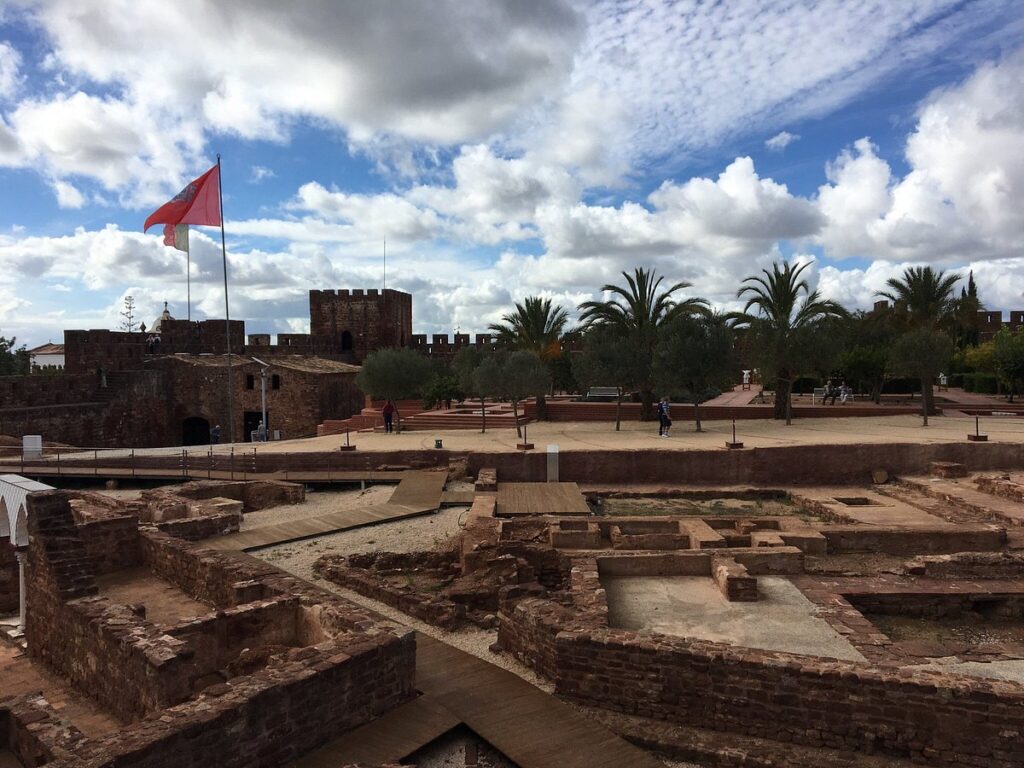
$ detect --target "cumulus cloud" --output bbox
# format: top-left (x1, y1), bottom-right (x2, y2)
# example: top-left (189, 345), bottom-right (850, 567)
top-left (765, 131), bottom-right (799, 151)
top-left (816, 53), bottom-right (1024, 264)
top-left (0, 0), bottom-right (1015, 204)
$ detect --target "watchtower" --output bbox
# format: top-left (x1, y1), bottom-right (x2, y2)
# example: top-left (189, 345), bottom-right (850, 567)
top-left (308, 288), bottom-right (412, 361)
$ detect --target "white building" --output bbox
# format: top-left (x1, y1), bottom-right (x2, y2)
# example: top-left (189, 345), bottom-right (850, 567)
top-left (28, 343), bottom-right (65, 372)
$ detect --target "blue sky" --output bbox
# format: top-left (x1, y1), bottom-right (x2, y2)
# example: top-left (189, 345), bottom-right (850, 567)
top-left (1, 0), bottom-right (1023, 347)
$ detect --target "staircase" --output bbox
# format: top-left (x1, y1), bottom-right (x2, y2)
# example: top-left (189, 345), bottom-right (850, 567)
top-left (400, 405), bottom-right (529, 432)
top-left (318, 400), bottom-right (535, 435)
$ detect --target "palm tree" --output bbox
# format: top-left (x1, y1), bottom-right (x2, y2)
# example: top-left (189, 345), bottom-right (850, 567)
top-left (488, 296), bottom-right (569, 359)
top-left (879, 266), bottom-right (961, 330)
top-left (489, 296), bottom-right (570, 418)
top-left (578, 267), bottom-right (708, 419)
top-left (733, 261), bottom-right (846, 423)
top-left (878, 265), bottom-right (961, 416)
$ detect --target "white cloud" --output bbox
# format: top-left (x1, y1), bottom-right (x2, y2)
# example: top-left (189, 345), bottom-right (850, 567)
top-left (0, 42), bottom-right (21, 99)
top-left (249, 165), bottom-right (275, 184)
top-left (816, 53), bottom-right (1024, 264)
top-left (52, 179), bottom-right (85, 208)
top-left (765, 131), bottom-right (799, 151)
top-left (1, 0), bottom-right (1016, 205)
top-left (564, 0), bottom-right (1015, 170)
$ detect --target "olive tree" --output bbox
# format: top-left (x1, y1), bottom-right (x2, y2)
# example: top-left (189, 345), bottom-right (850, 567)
top-left (888, 329), bottom-right (954, 426)
top-left (500, 350), bottom-right (550, 438)
top-left (355, 348), bottom-right (433, 433)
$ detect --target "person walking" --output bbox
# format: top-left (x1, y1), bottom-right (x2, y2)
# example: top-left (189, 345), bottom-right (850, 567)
top-left (210, 424), bottom-right (221, 445)
top-left (257, 420), bottom-right (267, 442)
top-left (657, 397), bottom-right (672, 437)
top-left (382, 400), bottom-right (396, 434)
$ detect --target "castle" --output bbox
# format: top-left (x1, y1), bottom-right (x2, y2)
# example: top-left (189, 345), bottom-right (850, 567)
top-left (1, 289), bottom-right (427, 449)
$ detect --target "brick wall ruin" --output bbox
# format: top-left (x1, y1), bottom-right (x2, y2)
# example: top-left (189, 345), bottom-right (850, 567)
top-left (21, 490), bottom-right (417, 767)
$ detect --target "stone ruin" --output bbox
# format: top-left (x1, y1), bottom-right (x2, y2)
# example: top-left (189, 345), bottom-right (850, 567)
top-left (5, 459), bottom-right (1024, 768)
top-left (313, 467), bottom-right (1024, 768)
top-left (1, 488), bottom-right (412, 768)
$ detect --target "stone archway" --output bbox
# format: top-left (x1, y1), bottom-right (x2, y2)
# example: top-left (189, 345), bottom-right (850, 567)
top-left (341, 330), bottom-right (354, 352)
top-left (0, 474), bottom-right (54, 630)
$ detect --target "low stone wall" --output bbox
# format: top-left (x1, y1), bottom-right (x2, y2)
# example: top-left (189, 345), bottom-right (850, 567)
top-left (153, 512), bottom-right (240, 541)
top-left (907, 551), bottom-right (1024, 579)
top-left (468, 441), bottom-right (1024, 485)
top-left (315, 554), bottom-right (466, 630)
top-left (170, 479), bottom-right (305, 511)
top-left (48, 631), bottom-right (415, 768)
top-left (1, 693), bottom-right (88, 767)
top-left (498, 597), bottom-right (1024, 767)
top-left (976, 475), bottom-right (1024, 503)
top-left (821, 524), bottom-right (1005, 554)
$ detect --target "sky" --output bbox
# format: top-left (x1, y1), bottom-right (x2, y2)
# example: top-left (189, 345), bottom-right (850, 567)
top-left (0, 0), bottom-right (1023, 348)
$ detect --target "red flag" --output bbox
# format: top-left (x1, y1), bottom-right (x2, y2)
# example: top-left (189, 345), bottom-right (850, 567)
top-left (144, 164), bottom-right (221, 232)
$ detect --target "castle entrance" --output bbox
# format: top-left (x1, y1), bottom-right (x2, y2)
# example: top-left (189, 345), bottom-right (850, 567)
top-left (181, 416), bottom-right (210, 446)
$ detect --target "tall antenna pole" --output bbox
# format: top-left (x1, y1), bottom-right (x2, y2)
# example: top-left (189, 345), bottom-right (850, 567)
top-left (217, 154), bottom-right (234, 443)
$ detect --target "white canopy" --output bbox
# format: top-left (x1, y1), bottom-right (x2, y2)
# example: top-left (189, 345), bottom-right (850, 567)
top-left (0, 474), bottom-right (54, 547)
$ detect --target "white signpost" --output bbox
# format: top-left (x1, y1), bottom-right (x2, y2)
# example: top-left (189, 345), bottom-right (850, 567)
top-left (22, 435), bottom-right (43, 460)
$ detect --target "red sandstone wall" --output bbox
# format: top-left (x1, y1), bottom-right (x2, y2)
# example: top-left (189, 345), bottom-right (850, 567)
top-left (45, 631), bottom-right (415, 768)
top-left (468, 441), bottom-right (1024, 485)
top-left (76, 516), bottom-right (142, 574)
top-left (499, 598), bottom-right (1024, 767)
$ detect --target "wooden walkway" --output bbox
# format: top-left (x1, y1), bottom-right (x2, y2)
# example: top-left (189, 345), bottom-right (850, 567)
top-left (292, 634), bottom-right (662, 768)
top-left (0, 461), bottom-right (410, 485)
top-left (496, 482), bottom-right (591, 516)
top-left (206, 470), bottom-right (447, 551)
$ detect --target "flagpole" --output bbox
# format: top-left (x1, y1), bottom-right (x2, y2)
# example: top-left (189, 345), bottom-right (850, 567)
top-left (217, 153), bottom-right (234, 443)
top-left (185, 232), bottom-right (191, 322)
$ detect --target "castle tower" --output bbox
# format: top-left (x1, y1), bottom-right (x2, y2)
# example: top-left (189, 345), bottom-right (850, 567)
top-left (308, 288), bottom-right (412, 361)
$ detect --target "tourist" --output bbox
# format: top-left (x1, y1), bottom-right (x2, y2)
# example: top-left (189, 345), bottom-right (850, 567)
top-left (257, 420), bottom-right (267, 442)
top-left (382, 400), bottom-right (396, 434)
top-left (210, 424), bottom-right (221, 444)
top-left (657, 397), bottom-right (672, 437)
top-left (840, 381), bottom-right (851, 404)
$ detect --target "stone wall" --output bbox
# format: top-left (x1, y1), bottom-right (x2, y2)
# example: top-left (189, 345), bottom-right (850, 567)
top-left (170, 479), bottom-right (305, 510)
top-left (76, 515), bottom-right (142, 575)
top-left (47, 631), bottom-right (414, 768)
top-left (468, 440), bottom-right (1024, 485)
top-left (498, 597), bottom-right (1024, 767)
top-left (0, 537), bottom-right (17, 614)
top-left (1, 693), bottom-right (89, 767)
top-left (0, 370), bottom-right (171, 448)
top-left (24, 491), bottom-right (418, 756)
top-left (820, 524), bottom-right (1005, 555)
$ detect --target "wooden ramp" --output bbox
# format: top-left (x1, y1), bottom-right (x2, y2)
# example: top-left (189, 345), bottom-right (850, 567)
top-left (291, 634), bottom-right (662, 768)
top-left (496, 482), bottom-right (591, 516)
top-left (207, 470), bottom-right (447, 551)
top-left (440, 489), bottom-right (475, 506)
